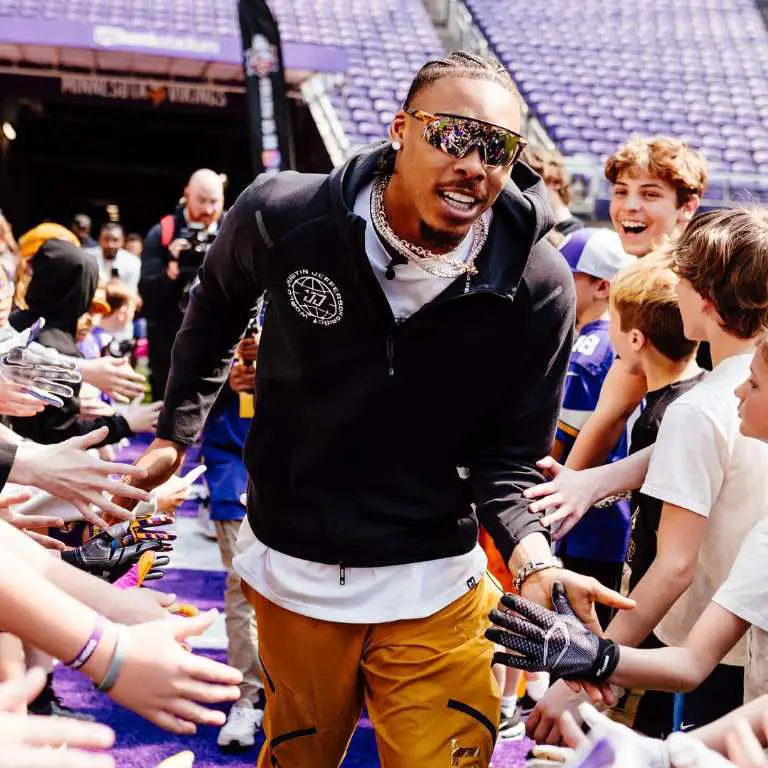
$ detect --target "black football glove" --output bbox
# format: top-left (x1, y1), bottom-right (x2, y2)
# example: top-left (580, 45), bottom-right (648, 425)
top-left (486, 582), bottom-right (620, 683)
top-left (61, 514), bottom-right (176, 583)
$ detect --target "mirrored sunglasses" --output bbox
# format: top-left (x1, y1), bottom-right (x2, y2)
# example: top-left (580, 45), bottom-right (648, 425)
top-left (405, 108), bottom-right (527, 168)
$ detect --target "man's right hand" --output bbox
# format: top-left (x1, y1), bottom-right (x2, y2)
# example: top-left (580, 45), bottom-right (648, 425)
top-left (113, 438), bottom-right (186, 514)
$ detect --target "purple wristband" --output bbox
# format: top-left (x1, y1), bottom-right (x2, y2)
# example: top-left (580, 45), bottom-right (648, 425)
top-left (65, 616), bottom-right (106, 670)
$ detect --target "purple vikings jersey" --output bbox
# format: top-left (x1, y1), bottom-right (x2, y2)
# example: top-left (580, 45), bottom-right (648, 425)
top-left (555, 319), bottom-right (631, 563)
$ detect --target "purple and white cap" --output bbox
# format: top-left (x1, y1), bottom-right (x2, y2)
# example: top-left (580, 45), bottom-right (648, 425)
top-left (560, 228), bottom-right (635, 280)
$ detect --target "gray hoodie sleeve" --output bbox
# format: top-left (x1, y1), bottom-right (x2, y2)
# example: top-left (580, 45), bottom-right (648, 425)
top-left (155, 183), bottom-right (264, 445)
top-left (470, 242), bottom-right (576, 564)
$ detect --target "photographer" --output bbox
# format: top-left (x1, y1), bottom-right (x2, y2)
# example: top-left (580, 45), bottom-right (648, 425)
top-left (139, 169), bottom-right (224, 400)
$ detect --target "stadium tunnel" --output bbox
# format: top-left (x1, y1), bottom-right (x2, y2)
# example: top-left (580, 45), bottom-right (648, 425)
top-left (0, 12), bottom-right (345, 233)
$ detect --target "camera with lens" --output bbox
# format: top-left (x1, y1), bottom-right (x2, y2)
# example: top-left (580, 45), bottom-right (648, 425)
top-left (178, 222), bottom-right (217, 277)
top-left (105, 338), bottom-right (136, 359)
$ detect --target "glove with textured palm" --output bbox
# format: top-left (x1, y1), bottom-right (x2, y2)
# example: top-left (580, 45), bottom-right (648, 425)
top-left (486, 582), bottom-right (620, 683)
top-left (61, 514), bottom-right (176, 583)
top-left (0, 341), bottom-right (82, 407)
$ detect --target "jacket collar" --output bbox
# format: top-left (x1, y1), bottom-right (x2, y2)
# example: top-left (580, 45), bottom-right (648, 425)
top-left (327, 143), bottom-right (556, 297)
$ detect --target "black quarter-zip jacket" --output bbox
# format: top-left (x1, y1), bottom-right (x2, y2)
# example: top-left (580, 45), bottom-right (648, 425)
top-left (157, 145), bottom-right (576, 568)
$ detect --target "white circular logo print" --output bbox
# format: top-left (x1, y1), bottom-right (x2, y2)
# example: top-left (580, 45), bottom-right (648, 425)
top-left (286, 269), bottom-right (344, 326)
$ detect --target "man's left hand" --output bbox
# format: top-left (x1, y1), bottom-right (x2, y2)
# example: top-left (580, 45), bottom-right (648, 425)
top-left (520, 567), bottom-right (635, 637)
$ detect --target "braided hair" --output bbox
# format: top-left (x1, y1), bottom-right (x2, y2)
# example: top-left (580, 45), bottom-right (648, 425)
top-left (404, 50), bottom-right (518, 108)
top-left (377, 50), bottom-right (519, 175)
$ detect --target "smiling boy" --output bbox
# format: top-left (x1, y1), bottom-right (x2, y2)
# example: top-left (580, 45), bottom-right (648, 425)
top-left (607, 137), bottom-right (706, 257)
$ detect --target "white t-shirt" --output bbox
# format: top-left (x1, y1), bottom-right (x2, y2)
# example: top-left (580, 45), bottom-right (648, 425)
top-left (713, 516), bottom-right (768, 701)
top-left (644, 354), bottom-right (768, 666)
top-left (232, 181), bottom-right (493, 623)
top-left (86, 247), bottom-right (141, 293)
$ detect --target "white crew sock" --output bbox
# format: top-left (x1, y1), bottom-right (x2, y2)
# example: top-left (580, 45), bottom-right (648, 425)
top-left (500, 694), bottom-right (518, 717)
top-left (524, 672), bottom-right (550, 701)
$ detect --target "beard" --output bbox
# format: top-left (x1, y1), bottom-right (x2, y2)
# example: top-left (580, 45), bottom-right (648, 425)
top-left (419, 219), bottom-right (467, 253)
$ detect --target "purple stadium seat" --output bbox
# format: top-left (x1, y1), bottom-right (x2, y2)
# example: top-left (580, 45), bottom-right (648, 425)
top-left (6, 0), bottom-right (765, 159)
top-left (562, 138), bottom-right (592, 155)
top-left (461, 0), bottom-right (768, 164)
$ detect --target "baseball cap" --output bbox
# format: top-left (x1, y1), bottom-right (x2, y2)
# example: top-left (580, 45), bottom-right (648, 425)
top-left (560, 228), bottom-right (634, 280)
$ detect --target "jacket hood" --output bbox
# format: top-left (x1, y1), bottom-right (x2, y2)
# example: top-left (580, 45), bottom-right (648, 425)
top-left (11, 239), bottom-right (98, 337)
top-left (328, 142), bottom-right (556, 256)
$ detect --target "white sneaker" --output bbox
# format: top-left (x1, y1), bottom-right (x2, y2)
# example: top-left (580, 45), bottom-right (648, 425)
top-left (196, 504), bottom-right (217, 541)
top-left (498, 708), bottom-right (525, 741)
top-left (217, 699), bottom-right (264, 749)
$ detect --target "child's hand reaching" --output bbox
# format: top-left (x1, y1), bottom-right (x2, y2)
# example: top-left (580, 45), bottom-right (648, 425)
top-left (524, 457), bottom-right (605, 539)
top-left (124, 398), bottom-right (163, 435)
top-left (152, 465), bottom-right (207, 515)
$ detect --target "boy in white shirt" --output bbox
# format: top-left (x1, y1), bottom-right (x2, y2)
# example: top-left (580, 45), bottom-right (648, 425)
top-left (520, 207), bottom-right (768, 742)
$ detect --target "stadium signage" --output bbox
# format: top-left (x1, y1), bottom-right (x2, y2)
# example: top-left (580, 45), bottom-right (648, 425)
top-left (92, 25), bottom-right (221, 57)
top-left (59, 75), bottom-right (230, 108)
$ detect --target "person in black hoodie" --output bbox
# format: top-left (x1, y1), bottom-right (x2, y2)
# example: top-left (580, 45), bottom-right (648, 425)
top-left (125, 52), bottom-right (633, 765)
top-left (9, 239), bottom-right (160, 447)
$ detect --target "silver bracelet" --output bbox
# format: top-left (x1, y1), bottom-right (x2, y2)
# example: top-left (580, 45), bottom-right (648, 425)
top-left (513, 557), bottom-right (563, 592)
top-left (594, 492), bottom-right (632, 509)
top-left (96, 626), bottom-right (126, 693)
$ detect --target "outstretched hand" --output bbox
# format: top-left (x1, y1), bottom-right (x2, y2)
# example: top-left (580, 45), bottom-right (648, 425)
top-left (8, 428), bottom-right (150, 528)
top-left (487, 583), bottom-right (621, 683)
top-left (79, 356), bottom-right (146, 402)
top-left (519, 566), bottom-right (635, 638)
top-left (108, 610), bottom-right (242, 734)
top-left (523, 457), bottom-right (604, 539)
top-left (111, 439), bottom-right (186, 518)
top-left (0, 490), bottom-right (63, 532)
top-left (0, 667), bottom-right (116, 767)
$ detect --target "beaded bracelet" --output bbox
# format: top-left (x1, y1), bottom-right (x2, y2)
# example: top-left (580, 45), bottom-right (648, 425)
top-left (65, 616), bottom-right (106, 671)
top-left (96, 625), bottom-right (126, 693)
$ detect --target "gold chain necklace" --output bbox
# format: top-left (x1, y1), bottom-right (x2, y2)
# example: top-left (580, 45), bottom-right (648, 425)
top-left (370, 176), bottom-right (487, 282)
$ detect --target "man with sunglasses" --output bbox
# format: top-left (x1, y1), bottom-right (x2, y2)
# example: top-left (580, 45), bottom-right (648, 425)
top-left (126, 51), bottom-right (633, 766)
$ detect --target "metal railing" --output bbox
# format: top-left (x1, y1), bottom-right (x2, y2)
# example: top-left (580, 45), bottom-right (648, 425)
top-left (300, 74), bottom-right (350, 168)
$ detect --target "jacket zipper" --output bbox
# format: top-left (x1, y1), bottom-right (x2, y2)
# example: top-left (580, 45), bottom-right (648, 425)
top-left (386, 335), bottom-right (394, 376)
top-left (339, 562), bottom-right (346, 585)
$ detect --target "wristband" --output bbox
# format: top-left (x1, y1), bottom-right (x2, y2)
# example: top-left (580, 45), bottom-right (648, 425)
top-left (513, 557), bottom-right (563, 592)
top-left (590, 638), bottom-right (621, 683)
top-left (65, 616), bottom-right (106, 670)
top-left (96, 626), bottom-right (126, 693)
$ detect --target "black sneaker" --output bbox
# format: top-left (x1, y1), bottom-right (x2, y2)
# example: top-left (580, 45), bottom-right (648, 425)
top-left (498, 708), bottom-right (525, 741)
top-left (29, 675), bottom-right (96, 721)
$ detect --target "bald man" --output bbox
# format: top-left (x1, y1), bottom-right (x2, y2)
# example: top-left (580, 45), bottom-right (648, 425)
top-left (139, 169), bottom-right (225, 399)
